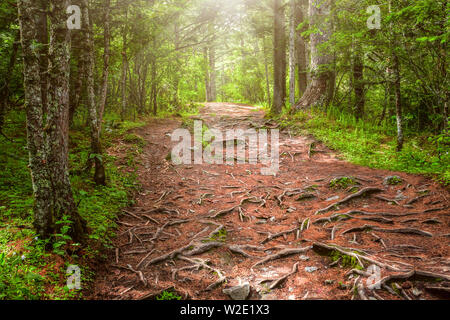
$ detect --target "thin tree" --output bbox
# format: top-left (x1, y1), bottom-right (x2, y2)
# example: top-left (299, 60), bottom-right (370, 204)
top-left (81, 0), bottom-right (107, 185)
top-left (272, 0), bottom-right (287, 114)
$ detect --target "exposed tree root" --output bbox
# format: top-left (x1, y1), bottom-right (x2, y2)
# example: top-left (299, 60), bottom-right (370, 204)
top-left (141, 207), bottom-right (180, 215)
top-left (210, 206), bottom-right (238, 218)
top-left (178, 255), bottom-right (226, 291)
top-left (258, 226), bottom-right (299, 244)
top-left (314, 187), bottom-right (383, 215)
top-left (341, 224), bottom-right (433, 237)
top-left (312, 242), bottom-right (406, 272)
top-left (251, 246), bottom-right (312, 270)
top-left (261, 262), bottom-right (299, 290)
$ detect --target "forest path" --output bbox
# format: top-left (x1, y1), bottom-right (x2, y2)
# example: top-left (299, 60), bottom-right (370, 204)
top-left (90, 102), bottom-right (450, 300)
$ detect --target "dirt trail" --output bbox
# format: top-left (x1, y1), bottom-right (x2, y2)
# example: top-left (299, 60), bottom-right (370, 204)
top-left (90, 102), bottom-right (450, 300)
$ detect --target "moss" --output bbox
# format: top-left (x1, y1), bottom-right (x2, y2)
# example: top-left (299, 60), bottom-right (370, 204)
top-left (329, 176), bottom-right (358, 190)
top-left (330, 251), bottom-right (364, 270)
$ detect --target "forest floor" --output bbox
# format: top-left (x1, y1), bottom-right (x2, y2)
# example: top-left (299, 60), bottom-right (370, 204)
top-left (89, 102), bottom-right (450, 300)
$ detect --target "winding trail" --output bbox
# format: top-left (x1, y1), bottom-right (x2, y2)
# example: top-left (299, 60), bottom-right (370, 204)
top-left (90, 102), bottom-right (449, 300)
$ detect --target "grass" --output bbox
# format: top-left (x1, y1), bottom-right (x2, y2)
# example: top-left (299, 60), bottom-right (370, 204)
top-left (273, 105), bottom-right (450, 186)
top-left (0, 111), bottom-right (146, 300)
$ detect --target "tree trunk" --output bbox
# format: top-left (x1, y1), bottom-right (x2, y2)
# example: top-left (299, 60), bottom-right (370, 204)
top-left (262, 38), bottom-right (271, 108)
top-left (120, 4), bottom-right (129, 121)
top-left (289, 0), bottom-right (296, 106)
top-left (204, 46), bottom-right (211, 102)
top-left (81, 0), bottom-right (106, 185)
top-left (209, 45), bottom-right (217, 102)
top-left (0, 30), bottom-right (20, 133)
top-left (69, 46), bottom-right (84, 125)
top-left (98, 0), bottom-right (111, 132)
top-left (295, 0), bottom-right (307, 98)
top-left (272, 0), bottom-right (287, 114)
top-left (19, 0), bottom-right (87, 242)
top-left (353, 49), bottom-right (364, 119)
top-left (294, 0), bottom-right (332, 110)
top-left (37, 0), bottom-right (48, 114)
top-left (393, 53), bottom-right (404, 152)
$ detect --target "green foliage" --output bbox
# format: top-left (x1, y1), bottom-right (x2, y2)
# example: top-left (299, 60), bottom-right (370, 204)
top-left (330, 251), bottom-right (363, 270)
top-left (285, 106), bottom-right (450, 186)
top-left (0, 111), bottom-right (145, 299)
top-left (329, 177), bottom-right (358, 190)
top-left (156, 290), bottom-right (182, 300)
top-left (204, 228), bottom-right (227, 243)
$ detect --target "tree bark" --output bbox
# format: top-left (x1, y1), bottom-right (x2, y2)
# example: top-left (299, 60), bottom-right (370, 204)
top-left (262, 37), bottom-right (271, 108)
top-left (289, 0), bottom-right (296, 106)
top-left (272, 0), bottom-right (287, 114)
top-left (294, 0), bottom-right (332, 110)
top-left (81, 0), bottom-right (106, 185)
top-left (393, 53), bottom-right (404, 152)
top-left (98, 0), bottom-right (111, 132)
top-left (18, 0), bottom-right (87, 242)
top-left (204, 46), bottom-right (211, 102)
top-left (0, 30), bottom-right (20, 133)
top-left (295, 0), bottom-right (307, 98)
top-left (353, 48), bottom-right (365, 119)
top-left (209, 45), bottom-right (217, 102)
top-left (120, 3), bottom-right (129, 121)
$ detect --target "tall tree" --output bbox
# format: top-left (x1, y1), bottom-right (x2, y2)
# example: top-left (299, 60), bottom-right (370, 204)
top-left (295, 0), bottom-right (307, 98)
top-left (288, 0), bottom-right (296, 106)
top-left (18, 0), bottom-right (87, 242)
top-left (81, 0), bottom-right (107, 185)
top-left (294, 0), bottom-right (332, 110)
top-left (272, 0), bottom-right (287, 114)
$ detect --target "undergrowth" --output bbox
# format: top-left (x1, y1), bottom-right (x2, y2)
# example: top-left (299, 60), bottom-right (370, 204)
top-left (0, 111), bottom-right (146, 300)
top-left (273, 106), bottom-right (450, 186)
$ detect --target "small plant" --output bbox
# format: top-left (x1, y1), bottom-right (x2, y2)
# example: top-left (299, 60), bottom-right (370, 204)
top-left (156, 290), bottom-right (182, 300)
top-left (330, 251), bottom-right (363, 270)
top-left (53, 215), bottom-right (74, 256)
top-left (384, 176), bottom-right (403, 186)
top-left (204, 228), bottom-right (227, 243)
top-left (329, 177), bottom-right (358, 190)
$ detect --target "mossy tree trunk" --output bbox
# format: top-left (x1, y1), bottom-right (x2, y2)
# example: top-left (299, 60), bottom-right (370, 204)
top-left (18, 0), bottom-right (87, 243)
top-left (294, 0), bottom-right (332, 110)
top-left (81, 0), bottom-right (106, 185)
top-left (272, 0), bottom-right (287, 115)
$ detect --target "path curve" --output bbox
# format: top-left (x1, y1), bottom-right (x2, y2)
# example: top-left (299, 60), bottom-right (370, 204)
top-left (90, 102), bottom-right (449, 300)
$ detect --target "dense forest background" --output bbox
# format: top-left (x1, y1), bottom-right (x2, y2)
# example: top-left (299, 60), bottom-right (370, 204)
top-left (0, 0), bottom-right (448, 299)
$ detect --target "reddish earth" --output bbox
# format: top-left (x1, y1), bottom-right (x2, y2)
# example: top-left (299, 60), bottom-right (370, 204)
top-left (89, 102), bottom-right (450, 300)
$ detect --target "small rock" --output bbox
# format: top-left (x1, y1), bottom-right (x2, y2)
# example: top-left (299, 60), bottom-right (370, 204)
top-left (269, 216), bottom-right (276, 222)
top-left (299, 255), bottom-right (310, 261)
top-left (412, 288), bottom-right (422, 297)
top-left (223, 283), bottom-right (251, 300)
top-left (287, 207), bottom-right (296, 213)
top-left (324, 280), bottom-right (335, 285)
top-left (288, 295), bottom-right (296, 300)
top-left (305, 266), bottom-right (318, 273)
